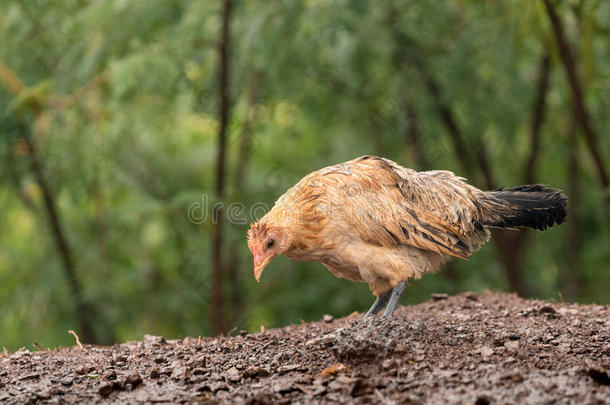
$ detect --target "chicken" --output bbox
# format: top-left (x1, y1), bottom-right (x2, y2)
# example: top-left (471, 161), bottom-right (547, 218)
top-left (247, 155), bottom-right (567, 317)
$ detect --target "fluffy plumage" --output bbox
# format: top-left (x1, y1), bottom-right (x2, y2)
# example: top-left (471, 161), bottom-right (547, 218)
top-left (247, 155), bottom-right (567, 297)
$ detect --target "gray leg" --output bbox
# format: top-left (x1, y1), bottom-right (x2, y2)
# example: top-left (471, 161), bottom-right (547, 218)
top-left (383, 280), bottom-right (407, 317)
top-left (364, 289), bottom-right (392, 317)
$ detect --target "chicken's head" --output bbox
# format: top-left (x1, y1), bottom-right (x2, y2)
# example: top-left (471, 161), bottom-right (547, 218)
top-left (247, 221), bottom-right (287, 283)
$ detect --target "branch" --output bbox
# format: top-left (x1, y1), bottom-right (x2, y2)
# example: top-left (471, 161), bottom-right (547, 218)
top-left (1, 59), bottom-right (106, 111)
top-left (5, 146), bottom-right (38, 212)
top-left (234, 70), bottom-right (261, 191)
top-left (21, 124), bottom-right (97, 343)
top-left (403, 34), bottom-right (499, 188)
top-left (473, 140), bottom-right (496, 190)
top-left (418, 55), bottom-right (474, 177)
top-left (524, 53), bottom-right (551, 184)
top-left (404, 104), bottom-right (431, 170)
top-left (544, 0), bottom-right (609, 210)
top-left (393, 32), bottom-right (474, 177)
top-left (0, 59), bottom-right (25, 94)
top-left (53, 71), bottom-right (107, 109)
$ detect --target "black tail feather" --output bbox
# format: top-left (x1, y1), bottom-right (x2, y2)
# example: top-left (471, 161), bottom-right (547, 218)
top-left (486, 184), bottom-right (567, 231)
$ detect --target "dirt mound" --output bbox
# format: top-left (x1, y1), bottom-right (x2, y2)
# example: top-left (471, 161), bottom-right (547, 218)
top-left (1, 292), bottom-right (609, 404)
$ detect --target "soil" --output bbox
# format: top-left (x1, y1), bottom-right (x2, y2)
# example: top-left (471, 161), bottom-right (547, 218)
top-left (1, 292), bottom-right (609, 404)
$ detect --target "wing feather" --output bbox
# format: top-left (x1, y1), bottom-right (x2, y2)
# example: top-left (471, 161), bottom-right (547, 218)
top-left (314, 156), bottom-right (487, 259)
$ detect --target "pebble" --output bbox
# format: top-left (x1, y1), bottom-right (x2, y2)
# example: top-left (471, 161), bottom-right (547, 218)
top-left (243, 366), bottom-right (270, 378)
top-left (98, 383), bottom-right (114, 396)
top-left (226, 367), bottom-right (241, 382)
top-left (125, 372), bottom-right (142, 387)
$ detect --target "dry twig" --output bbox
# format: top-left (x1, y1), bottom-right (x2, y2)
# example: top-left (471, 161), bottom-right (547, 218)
top-left (68, 330), bottom-right (84, 350)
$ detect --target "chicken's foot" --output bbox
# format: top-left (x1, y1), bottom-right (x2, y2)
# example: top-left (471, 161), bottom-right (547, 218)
top-left (383, 280), bottom-right (406, 317)
top-left (364, 289), bottom-right (392, 317)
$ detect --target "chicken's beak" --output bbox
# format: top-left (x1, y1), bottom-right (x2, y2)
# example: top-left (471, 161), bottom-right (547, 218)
top-left (253, 251), bottom-right (274, 283)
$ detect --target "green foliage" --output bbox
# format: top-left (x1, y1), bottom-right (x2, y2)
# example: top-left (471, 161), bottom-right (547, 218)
top-left (0, 0), bottom-right (608, 351)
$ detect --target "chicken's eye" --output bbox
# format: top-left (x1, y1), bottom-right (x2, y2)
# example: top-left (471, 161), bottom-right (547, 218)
top-left (266, 239), bottom-right (275, 249)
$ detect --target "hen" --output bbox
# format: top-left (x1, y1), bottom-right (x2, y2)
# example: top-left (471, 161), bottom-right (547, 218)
top-left (247, 156), bottom-right (567, 317)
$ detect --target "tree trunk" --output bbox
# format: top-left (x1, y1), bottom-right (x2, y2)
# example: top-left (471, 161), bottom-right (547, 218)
top-left (22, 127), bottom-right (98, 343)
top-left (563, 107), bottom-right (583, 300)
top-left (491, 51), bottom-right (551, 297)
top-left (211, 0), bottom-right (233, 335)
top-left (228, 71), bottom-right (261, 323)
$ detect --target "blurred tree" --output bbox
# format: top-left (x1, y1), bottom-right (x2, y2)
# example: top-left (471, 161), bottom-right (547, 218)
top-left (0, 61), bottom-right (107, 343)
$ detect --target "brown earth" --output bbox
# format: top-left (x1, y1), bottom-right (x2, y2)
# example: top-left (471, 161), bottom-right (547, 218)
top-left (1, 292), bottom-right (609, 404)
